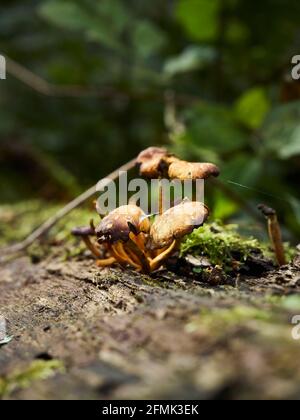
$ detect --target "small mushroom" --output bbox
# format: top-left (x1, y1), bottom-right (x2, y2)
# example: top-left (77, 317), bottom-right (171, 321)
top-left (148, 201), bottom-right (210, 250)
top-left (72, 223), bottom-right (102, 258)
top-left (258, 204), bottom-right (287, 266)
top-left (147, 201), bottom-right (209, 271)
top-left (95, 205), bottom-right (151, 272)
top-left (136, 147), bottom-right (178, 179)
top-left (136, 147), bottom-right (179, 215)
top-left (168, 160), bottom-right (220, 181)
top-left (96, 205), bottom-right (150, 244)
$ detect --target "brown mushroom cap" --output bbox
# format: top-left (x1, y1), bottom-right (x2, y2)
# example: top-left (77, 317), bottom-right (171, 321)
top-left (136, 147), bottom-right (168, 164)
top-left (96, 205), bottom-right (150, 244)
top-left (168, 161), bottom-right (220, 180)
top-left (136, 147), bottom-right (178, 179)
top-left (147, 201), bottom-right (209, 250)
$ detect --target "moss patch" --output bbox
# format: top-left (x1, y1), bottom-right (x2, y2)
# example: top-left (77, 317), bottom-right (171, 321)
top-left (0, 200), bottom-right (93, 257)
top-left (186, 305), bottom-right (274, 333)
top-left (0, 360), bottom-right (65, 399)
top-left (181, 222), bottom-right (283, 271)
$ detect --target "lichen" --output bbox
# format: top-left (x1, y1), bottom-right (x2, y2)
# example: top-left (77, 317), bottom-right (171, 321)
top-left (0, 360), bottom-right (65, 398)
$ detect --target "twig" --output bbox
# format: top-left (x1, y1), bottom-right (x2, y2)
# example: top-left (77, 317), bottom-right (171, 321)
top-left (0, 158), bottom-right (137, 259)
top-left (5, 56), bottom-right (126, 99)
top-left (5, 56), bottom-right (199, 105)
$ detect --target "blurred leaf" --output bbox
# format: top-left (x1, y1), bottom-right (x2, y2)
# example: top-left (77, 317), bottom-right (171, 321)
top-left (39, 0), bottom-right (128, 50)
top-left (164, 46), bottom-right (216, 76)
top-left (226, 21), bottom-right (250, 44)
top-left (279, 126), bottom-right (300, 159)
top-left (132, 20), bottom-right (166, 59)
top-left (170, 131), bottom-right (220, 164)
top-left (184, 104), bottom-right (248, 153)
top-left (175, 0), bottom-right (220, 42)
top-left (290, 197), bottom-right (300, 226)
top-left (39, 0), bottom-right (89, 31)
top-left (235, 87), bottom-right (270, 130)
top-left (222, 154), bottom-right (264, 187)
top-left (95, 0), bottom-right (130, 34)
top-left (213, 191), bottom-right (239, 220)
top-left (261, 101), bottom-right (300, 159)
top-left (89, 0), bottom-right (130, 47)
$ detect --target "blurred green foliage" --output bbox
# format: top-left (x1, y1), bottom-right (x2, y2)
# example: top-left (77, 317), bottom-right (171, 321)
top-left (0, 0), bottom-right (300, 240)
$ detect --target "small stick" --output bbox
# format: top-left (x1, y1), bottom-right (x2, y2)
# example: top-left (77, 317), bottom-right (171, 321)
top-left (258, 204), bottom-right (287, 266)
top-left (0, 158), bottom-right (137, 259)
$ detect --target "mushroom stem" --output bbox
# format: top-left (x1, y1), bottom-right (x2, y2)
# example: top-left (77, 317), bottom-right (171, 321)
top-left (128, 232), bottom-right (146, 252)
top-left (268, 215), bottom-right (287, 266)
top-left (111, 244), bottom-right (129, 266)
top-left (116, 242), bottom-right (142, 270)
top-left (258, 204), bottom-right (287, 266)
top-left (125, 247), bottom-right (143, 268)
top-left (135, 233), bottom-right (146, 251)
top-left (158, 179), bottom-right (163, 215)
top-left (82, 237), bottom-right (102, 258)
top-left (150, 239), bottom-right (178, 271)
top-left (96, 257), bottom-right (117, 267)
top-left (127, 233), bottom-right (151, 273)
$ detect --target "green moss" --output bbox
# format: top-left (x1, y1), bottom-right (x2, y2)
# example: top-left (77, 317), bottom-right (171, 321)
top-left (181, 221), bottom-right (297, 271)
top-left (181, 222), bottom-right (266, 271)
top-left (0, 200), bottom-right (93, 249)
top-left (284, 244), bottom-right (297, 263)
top-left (0, 360), bottom-right (65, 398)
top-left (279, 295), bottom-right (300, 312)
top-left (186, 305), bottom-right (274, 334)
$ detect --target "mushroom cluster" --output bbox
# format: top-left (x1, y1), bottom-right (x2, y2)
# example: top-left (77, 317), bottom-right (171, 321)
top-left (72, 148), bottom-right (219, 273)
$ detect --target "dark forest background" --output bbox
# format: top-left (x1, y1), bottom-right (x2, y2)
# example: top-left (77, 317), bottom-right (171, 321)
top-left (1, 0), bottom-right (300, 241)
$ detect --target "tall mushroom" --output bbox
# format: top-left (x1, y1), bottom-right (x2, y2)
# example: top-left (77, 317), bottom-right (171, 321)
top-left (136, 147), bottom-right (176, 179)
top-left (136, 147), bottom-right (179, 214)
